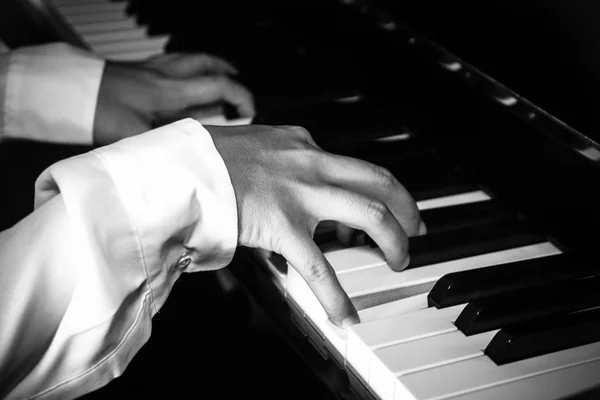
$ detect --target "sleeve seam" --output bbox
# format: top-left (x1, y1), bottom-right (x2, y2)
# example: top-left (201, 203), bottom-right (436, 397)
top-left (88, 150), bottom-right (159, 314)
top-left (29, 291), bottom-right (154, 399)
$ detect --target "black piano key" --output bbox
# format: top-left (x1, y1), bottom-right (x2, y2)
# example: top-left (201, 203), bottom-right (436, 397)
top-left (391, 164), bottom-right (471, 196)
top-left (314, 199), bottom-right (516, 248)
top-left (428, 253), bottom-right (600, 308)
top-left (331, 137), bottom-right (476, 198)
top-left (411, 183), bottom-right (482, 202)
top-left (330, 136), bottom-right (454, 174)
top-left (313, 221), bottom-right (340, 246)
top-left (455, 276), bottom-right (600, 335)
top-left (419, 200), bottom-right (518, 236)
top-left (402, 222), bottom-right (545, 271)
top-left (254, 99), bottom-right (409, 147)
top-left (258, 103), bottom-right (480, 197)
top-left (485, 307), bottom-right (600, 365)
top-left (328, 135), bottom-right (437, 162)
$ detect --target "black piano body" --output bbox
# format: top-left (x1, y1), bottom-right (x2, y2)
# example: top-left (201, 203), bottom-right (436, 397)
top-left (1, 1), bottom-right (600, 399)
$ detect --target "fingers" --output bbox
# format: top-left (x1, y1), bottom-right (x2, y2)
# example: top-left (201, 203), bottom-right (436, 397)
top-left (178, 76), bottom-right (255, 117)
top-left (317, 154), bottom-right (425, 237)
top-left (312, 187), bottom-right (410, 270)
top-left (144, 53), bottom-right (238, 77)
top-left (281, 231), bottom-right (359, 328)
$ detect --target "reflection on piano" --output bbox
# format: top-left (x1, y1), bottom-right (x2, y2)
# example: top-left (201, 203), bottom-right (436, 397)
top-left (3, 0), bottom-right (600, 399)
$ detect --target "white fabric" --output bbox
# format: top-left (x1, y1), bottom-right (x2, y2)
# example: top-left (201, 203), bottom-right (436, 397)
top-left (0, 43), bottom-right (104, 144)
top-left (0, 45), bottom-right (239, 399)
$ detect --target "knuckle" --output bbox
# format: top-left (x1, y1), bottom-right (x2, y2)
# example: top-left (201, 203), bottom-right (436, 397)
top-left (401, 198), bottom-right (422, 235)
top-left (324, 292), bottom-right (348, 316)
top-left (366, 199), bottom-right (390, 225)
top-left (407, 208), bottom-right (422, 230)
top-left (286, 125), bottom-right (313, 141)
top-left (304, 261), bottom-right (331, 284)
top-left (305, 145), bottom-right (325, 163)
top-left (214, 75), bottom-right (230, 86)
top-left (374, 166), bottom-right (397, 191)
top-left (208, 75), bottom-right (230, 91)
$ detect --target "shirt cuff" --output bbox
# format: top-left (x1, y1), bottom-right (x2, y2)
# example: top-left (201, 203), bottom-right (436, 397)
top-left (0, 42), bottom-right (104, 144)
top-left (36, 118), bottom-right (238, 299)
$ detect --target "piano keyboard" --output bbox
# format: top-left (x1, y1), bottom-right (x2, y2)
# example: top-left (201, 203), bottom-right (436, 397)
top-left (7, 0), bottom-right (600, 398)
top-left (48, 0), bottom-right (169, 61)
top-left (254, 128), bottom-right (600, 400)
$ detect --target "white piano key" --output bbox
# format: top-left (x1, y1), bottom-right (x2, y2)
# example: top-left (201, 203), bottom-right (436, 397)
top-left (65, 11), bottom-right (128, 26)
top-left (287, 243), bottom-right (421, 317)
top-left (105, 49), bottom-right (165, 61)
top-left (452, 359), bottom-right (600, 400)
top-left (74, 19), bottom-right (137, 34)
top-left (369, 330), bottom-right (497, 400)
top-left (325, 246), bottom-right (386, 274)
top-left (286, 268), bottom-right (445, 367)
top-left (57, 2), bottom-right (127, 16)
top-left (337, 242), bottom-right (561, 299)
top-left (417, 190), bottom-right (491, 211)
top-left (292, 241), bottom-right (561, 390)
top-left (285, 267), bottom-right (347, 360)
top-left (93, 36), bottom-right (169, 56)
top-left (83, 27), bottom-right (148, 45)
top-left (346, 305), bottom-right (464, 383)
top-left (358, 293), bottom-right (428, 322)
top-left (394, 341), bottom-right (600, 400)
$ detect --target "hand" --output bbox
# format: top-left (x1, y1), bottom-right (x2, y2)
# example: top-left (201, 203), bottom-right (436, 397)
top-left (94, 53), bottom-right (255, 145)
top-left (206, 124), bottom-right (425, 328)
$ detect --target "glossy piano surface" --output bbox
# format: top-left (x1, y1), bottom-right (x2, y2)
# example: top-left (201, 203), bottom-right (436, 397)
top-left (2, 0), bottom-right (600, 399)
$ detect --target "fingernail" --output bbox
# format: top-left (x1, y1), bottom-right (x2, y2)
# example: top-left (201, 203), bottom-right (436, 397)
top-left (341, 314), bottom-right (360, 329)
top-left (401, 254), bottom-right (411, 271)
top-left (418, 221), bottom-right (427, 235)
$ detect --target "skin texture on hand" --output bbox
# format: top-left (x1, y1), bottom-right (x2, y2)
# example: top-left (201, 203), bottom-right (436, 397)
top-left (206, 124), bottom-right (426, 328)
top-left (93, 53), bottom-right (255, 145)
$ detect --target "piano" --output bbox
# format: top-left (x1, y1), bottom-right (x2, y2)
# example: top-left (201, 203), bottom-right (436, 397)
top-left (2, 0), bottom-right (600, 399)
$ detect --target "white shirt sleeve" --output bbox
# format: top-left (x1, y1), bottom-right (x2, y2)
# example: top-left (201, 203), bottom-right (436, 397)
top-left (0, 42), bottom-right (104, 144)
top-left (0, 118), bottom-right (238, 399)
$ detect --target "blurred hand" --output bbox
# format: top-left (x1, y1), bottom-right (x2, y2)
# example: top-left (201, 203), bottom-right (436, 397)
top-left (206, 124), bottom-right (425, 328)
top-left (94, 53), bottom-right (255, 145)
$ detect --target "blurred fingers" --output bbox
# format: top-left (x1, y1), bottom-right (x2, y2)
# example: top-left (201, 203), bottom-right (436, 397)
top-left (145, 53), bottom-right (238, 77)
top-left (177, 75), bottom-right (255, 117)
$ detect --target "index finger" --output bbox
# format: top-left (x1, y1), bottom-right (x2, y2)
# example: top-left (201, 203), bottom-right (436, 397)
top-left (281, 231), bottom-right (360, 328)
